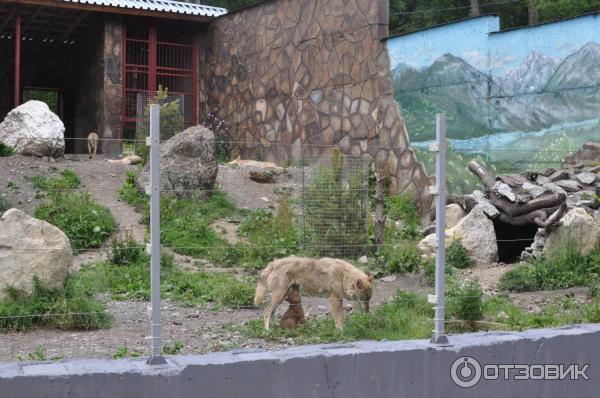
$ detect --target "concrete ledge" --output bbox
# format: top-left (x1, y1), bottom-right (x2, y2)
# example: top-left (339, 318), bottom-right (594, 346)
top-left (2, 324), bottom-right (599, 397)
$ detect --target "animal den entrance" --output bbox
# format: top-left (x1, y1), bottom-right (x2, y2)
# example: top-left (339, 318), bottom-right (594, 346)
top-left (493, 219), bottom-right (538, 263)
top-left (0, 4), bottom-right (104, 154)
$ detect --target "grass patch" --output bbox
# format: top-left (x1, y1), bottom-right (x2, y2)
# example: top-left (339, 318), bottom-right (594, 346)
top-left (78, 238), bottom-right (255, 308)
top-left (119, 172), bottom-right (147, 210)
top-left (385, 193), bottom-right (420, 226)
top-left (35, 192), bottom-right (117, 250)
top-left (29, 169), bottom-right (80, 191)
top-left (0, 142), bottom-right (15, 157)
top-left (239, 290), bottom-right (433, 343)
top-left (498, 238), bottom-right (600, 292)
top-left (0, 276), bottom-right (111, 331)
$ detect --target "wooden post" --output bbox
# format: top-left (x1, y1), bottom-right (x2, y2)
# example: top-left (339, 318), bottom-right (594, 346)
top-left (14, 10), bottom-right (21, 107)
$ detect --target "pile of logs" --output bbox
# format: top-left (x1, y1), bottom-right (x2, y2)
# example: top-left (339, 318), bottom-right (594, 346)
top-left (447, 159), bottom-right (600, 234)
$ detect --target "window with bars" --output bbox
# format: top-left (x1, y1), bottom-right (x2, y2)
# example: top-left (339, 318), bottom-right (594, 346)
top-left (122, 21), bottom-right (197, 150)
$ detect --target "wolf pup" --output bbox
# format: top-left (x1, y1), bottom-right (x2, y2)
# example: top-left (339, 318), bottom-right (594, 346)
top-left (87, 132), bottom-right (99, 159)
top-left (254, 256), bottom-right (374, 330)
top-left (279, 284), bottom-right (305, 329)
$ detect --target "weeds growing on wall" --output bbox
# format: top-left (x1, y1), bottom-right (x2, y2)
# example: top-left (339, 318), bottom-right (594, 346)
top-left (0, 276), bottom-right (111, 331)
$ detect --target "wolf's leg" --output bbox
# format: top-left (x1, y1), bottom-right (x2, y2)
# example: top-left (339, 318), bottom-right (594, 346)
top-left (263, 288), bottom-right (286, 330)
top-left (330, 294), bottom-right (343, 329)
top-left (88, 141), bottom-right (92, 159)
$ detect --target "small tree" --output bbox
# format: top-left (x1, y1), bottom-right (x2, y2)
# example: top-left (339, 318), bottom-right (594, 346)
top-left (135, 85), bottom-right (184, 161)
top-left (304, 148), bottom-right (368, 258)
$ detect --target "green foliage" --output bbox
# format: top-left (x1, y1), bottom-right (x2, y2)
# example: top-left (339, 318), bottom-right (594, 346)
top-left (135, 86), bottom-right (184, 162)
top-left (424, 258), bottom-right (456, 286)
top-left (162, 340), bottom-right (184, 355)
top-left (159, 192), bottom-right (237, 260)
top-left (119, 172), bottom-right (148, 211)
top-left (237, 199), bottom-right (298, 267)
top-left (108, 232), bottom-right (145, 265)
top-left (35, 192), bottom-right (117, 250)
top-left (0, 196), bottom-right (11, 216)
top-left (446, 239), bottom-right (474, 269)
top-left (447, 279), bottom-right (484, 322)
top-left (79, 251), bottom-right (255, 308)
top-left (0, 276), bottom-right (111, 331)
top-left (385, 193), bottom-right (420, 225)
top-left (28, 347), bottom-right (46, 361)
top-left (111, 346), bottom-right (142, 359)
top-left (0, 142), bottom-right (15, 157)
top-left (379, 240), bottom-right (423, 273)
top-left (499, 236), bottom-right (600, 292)
top-left (29, 169), bottom-right (81, 192)
top-left (240, 290), bottom-right (432, 343)
top-left (304, 148), bottom-right (368, 258)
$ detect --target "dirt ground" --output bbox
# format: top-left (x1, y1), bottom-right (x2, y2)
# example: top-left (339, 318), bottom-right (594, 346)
top-left (0, 154), bottom-right (587, 362)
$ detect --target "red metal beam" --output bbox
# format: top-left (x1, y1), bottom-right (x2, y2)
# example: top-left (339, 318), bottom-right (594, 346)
top-left (14, 10), bottom-right (20, 107)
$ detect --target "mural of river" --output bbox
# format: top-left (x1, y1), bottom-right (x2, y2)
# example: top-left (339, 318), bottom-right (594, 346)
top-left (386, 14), bottom-right (600, 191)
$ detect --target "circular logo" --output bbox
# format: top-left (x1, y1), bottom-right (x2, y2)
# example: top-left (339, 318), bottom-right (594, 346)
top-left (450, 356), bottom-right (482, 388)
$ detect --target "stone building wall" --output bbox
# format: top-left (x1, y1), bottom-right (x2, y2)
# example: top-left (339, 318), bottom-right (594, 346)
top-left (205, 0), bottom-right (431, 208)
top-left (102, 16), bottom-right (123, 155)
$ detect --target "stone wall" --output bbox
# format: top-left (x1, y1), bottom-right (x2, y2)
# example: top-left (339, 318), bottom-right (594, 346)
top-left (102, 16), bottom-right (123, 155)
top-left (206, 0), bottom-right (431, 208)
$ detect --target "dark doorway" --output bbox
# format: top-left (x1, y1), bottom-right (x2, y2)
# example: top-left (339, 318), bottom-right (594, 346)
top-left (493, 219), bottom-right (538, 263)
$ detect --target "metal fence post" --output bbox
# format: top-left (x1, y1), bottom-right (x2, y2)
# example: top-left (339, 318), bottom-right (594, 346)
top-left (430, 113), bottom-right (449, 345)
top-left (147, 104), bottom-right (166, 364)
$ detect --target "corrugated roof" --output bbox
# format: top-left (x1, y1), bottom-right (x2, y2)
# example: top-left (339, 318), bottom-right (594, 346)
top-left (60, 0), bottom-right (227, 17)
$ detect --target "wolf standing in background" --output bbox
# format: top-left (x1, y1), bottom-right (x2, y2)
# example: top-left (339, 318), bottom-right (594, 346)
top-left (87, 132), bottom-right (99, 159)
top-left (254, 256), bottom-right (374, 330)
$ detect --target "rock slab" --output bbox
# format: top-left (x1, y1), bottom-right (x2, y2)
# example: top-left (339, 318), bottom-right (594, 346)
top-left (0, 208), bottom-right (72, 300)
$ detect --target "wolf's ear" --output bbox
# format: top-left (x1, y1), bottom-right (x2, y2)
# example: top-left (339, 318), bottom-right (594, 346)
top-left (368, 274), bottom-right (374, 282)
top-left (356, 279), bottom-right (363, 289)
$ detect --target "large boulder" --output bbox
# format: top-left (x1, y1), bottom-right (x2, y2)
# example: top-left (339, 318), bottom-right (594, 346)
top-left (418, 205), bottom-right (498, 266)
top-left (0, 208), bottom-right (72, 300)
top-left (445, 203), bottom-right (467, 228)
top-left (544, 208), bottom-right (600, 256)
top-left (0, 100), bottom-right (65, 157)
top-left (137, 125), bottom-right (218, 198)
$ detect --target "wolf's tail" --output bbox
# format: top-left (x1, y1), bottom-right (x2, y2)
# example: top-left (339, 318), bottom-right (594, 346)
top-left (254, 267), bottom-right (270, 306)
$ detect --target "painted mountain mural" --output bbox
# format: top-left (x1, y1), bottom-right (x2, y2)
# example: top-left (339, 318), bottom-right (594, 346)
top-left (392, 41), bottom-right (600, 142)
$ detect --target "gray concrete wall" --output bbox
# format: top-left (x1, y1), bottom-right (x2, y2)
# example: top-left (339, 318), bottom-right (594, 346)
top-left (1, 324), bottom-right (599, 398)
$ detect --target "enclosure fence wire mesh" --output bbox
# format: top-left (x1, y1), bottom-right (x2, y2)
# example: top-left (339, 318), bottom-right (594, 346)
top-left (0, 122), bottom-right (598, 362)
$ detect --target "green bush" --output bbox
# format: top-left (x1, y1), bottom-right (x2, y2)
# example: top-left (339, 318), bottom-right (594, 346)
top-left (385, 193), bottom-right (420, 226)
top-left (446, 239), bottom-right (474, 269)
top-left (108, 232), bottom-right (145, 265)
top-left (34, 192), bottom-right (117, 250)
top-left (448, 279), bottom-right (484, 322)
top-left (497, 264), bottom-right (539, 292)
top-left (0, 276), bottom-right (110, 331)
top-left (380, 240), bottom-right (423, 273)
top-left (0, 142), bottom-right (14, 157)
top-left (304, 148), bottom-right (368, 258)
top-left (119, 172), bottom-right (148, 210)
